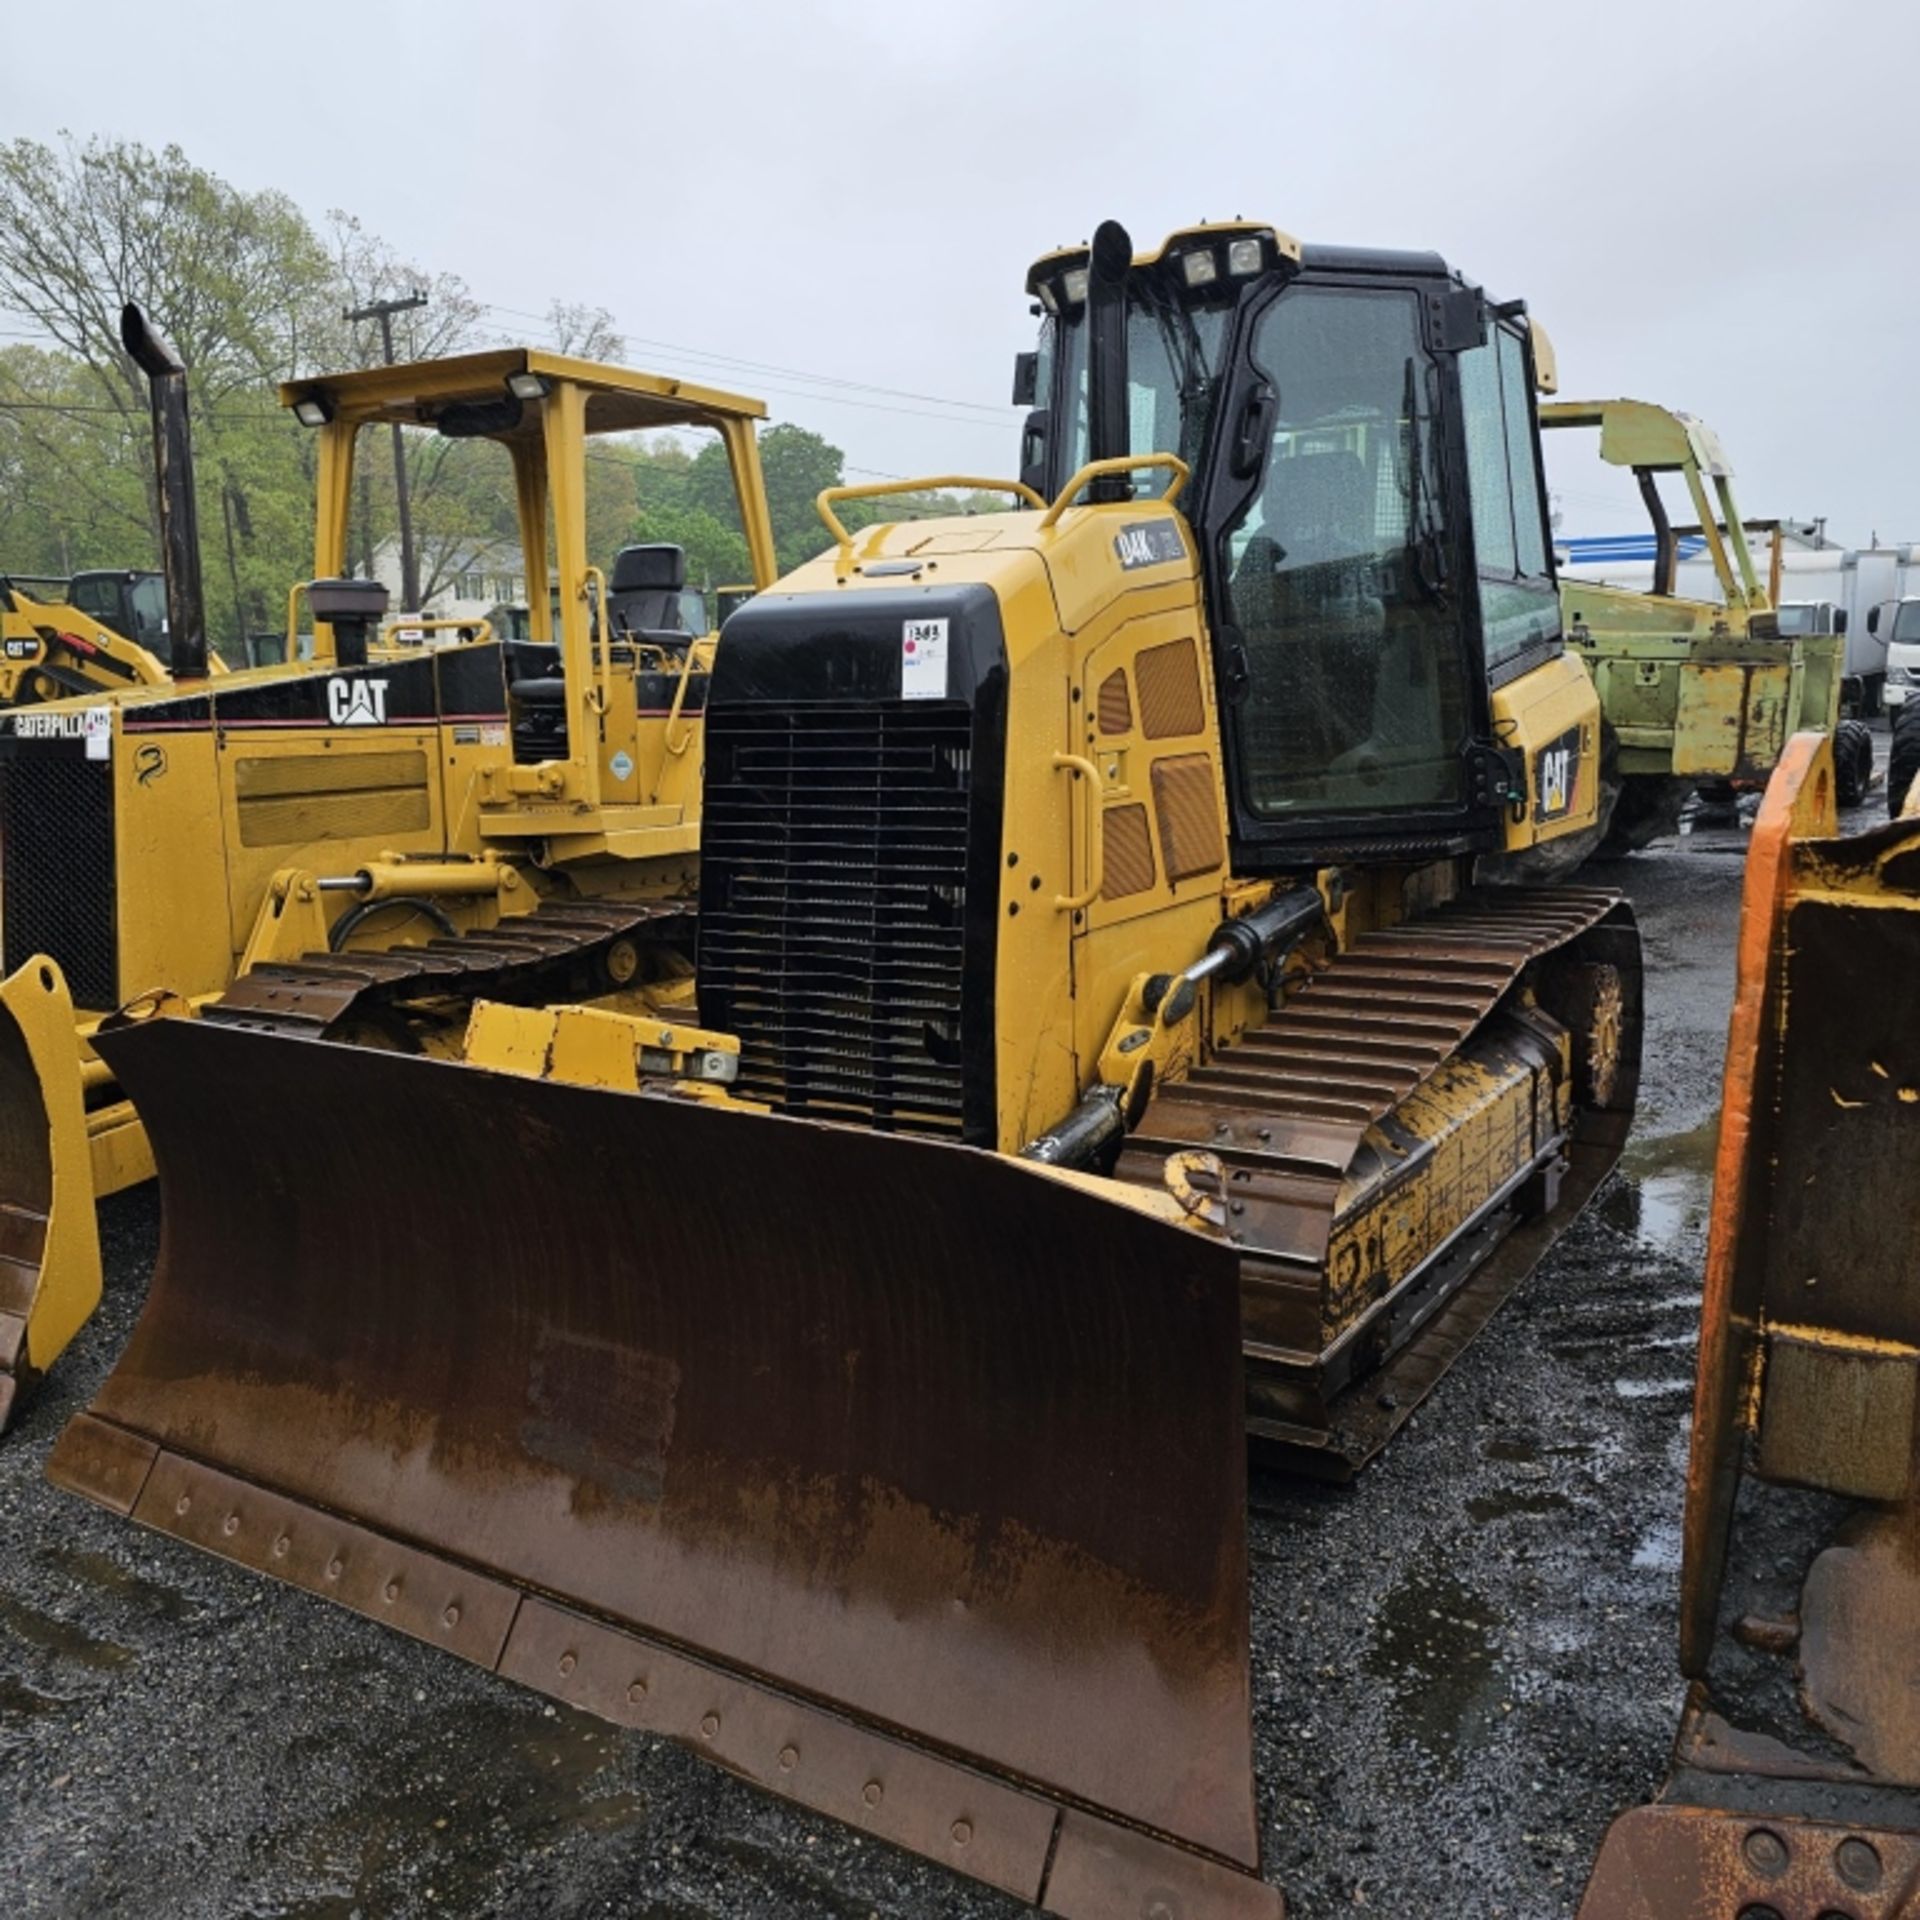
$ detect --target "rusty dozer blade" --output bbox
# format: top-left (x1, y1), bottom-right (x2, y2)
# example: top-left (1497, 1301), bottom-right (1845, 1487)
top-left (0, 957), bottom-right (101, 1429)
top-left (1579, 734), bottom-right (1920, 1918)
top-left (52, 1014), bottom-right (1285, 1918)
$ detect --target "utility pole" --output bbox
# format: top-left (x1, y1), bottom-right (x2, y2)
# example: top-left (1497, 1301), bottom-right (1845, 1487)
top-left (344, 290), bottom-right (429, 610)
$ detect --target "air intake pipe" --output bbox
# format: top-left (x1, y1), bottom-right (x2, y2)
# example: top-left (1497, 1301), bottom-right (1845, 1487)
top-left (119, 302), bottom-right (209, 681)
top-left (1085, 219), bottom-right (1134, 504)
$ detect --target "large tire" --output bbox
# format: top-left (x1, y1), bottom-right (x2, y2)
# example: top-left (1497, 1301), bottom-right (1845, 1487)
top-left (1889, 702), bottom-right (1920, 817)
top-left (1833, 718), bottom-right (1874, 809)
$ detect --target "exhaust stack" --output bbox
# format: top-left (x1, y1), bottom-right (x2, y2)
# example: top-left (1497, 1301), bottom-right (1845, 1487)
top-left (1085, 219), bottom-right (1133, 503)
top-left (119, 303), bottom-right (209, 681)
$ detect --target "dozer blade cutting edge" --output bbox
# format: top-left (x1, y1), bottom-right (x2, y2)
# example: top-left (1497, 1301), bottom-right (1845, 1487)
top-left (52, 1014), bottom-right (1285, 1918)
top-left (0, 957), bottom-right (102, 1429)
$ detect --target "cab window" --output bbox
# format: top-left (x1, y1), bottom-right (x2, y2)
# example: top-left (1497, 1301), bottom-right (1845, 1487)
top-left (1217, 286), bottom-right (1469, 819)
top-left (1457, 326), bottom-right (1559, 673)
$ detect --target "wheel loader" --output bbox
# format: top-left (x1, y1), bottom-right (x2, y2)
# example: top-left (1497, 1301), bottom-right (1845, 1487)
top-left (51, 218), bottom-right (1645, 1917)
top-left (1543, 399), bottom-right (1862, 860)
top-left (1577, 730), bottom-right (1920, 1917)
top-left (0, 305), bottom-right (779, 1426)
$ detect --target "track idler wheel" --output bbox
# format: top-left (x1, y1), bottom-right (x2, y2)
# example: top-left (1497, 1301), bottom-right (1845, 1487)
top-left (1541, 960), bottom-right (1627, 1108)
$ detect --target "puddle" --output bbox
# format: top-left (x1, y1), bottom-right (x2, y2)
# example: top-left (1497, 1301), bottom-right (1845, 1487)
top-left (39, 1545), bottom-right (194, 1623)
top-left (1364, 1566), bottom-right (1503, 1763)
top-left (1613, 1377), bottom-right (1695, 1400)
top-left (1467, 1487), bottom-right (1573, 1525)
top-left (0, 1672), bottom-right (70, 1715)
top-left (1632, 1523), bottom-right (1683, 1573)
top-left (308, 1697), bottom-right (646, 1915)
top-left (0, 1593), bottom-right (134, 1669)
top-left (1599, 1116), bottom-right (1720, 1249)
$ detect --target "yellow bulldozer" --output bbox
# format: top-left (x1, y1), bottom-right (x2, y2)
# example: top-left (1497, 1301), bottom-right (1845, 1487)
top-left (1578, 731), bottom-right (1920, 1916)
top-left (54, 218), bottom-right (1647, 1916)
top-left (0, 305), bottom-right (779, 1425)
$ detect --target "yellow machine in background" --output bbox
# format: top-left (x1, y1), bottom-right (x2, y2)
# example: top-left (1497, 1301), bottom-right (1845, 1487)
top-left (1543, 398), bottom-right (1860, 855)
top-left (57, 217), bottom-right (1643, 1917)
top-left (0, 315), bottom-right (778, 1425)
top-left (0, 569), bottom-right (196, 703)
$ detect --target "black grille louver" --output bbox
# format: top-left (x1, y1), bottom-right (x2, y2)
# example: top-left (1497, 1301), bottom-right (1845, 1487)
top-left (0, 748), bottom-right (116, 1010)
top-left (700, 705), bottom-right (976, 1138)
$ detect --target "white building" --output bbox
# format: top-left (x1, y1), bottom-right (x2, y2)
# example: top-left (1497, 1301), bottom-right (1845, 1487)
top-left (369, 538), bottom-right (526, 622)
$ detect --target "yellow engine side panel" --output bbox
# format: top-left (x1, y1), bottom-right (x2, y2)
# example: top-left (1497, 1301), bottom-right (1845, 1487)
top-left (112, 723), bottom-right (236, 1004)
top-left (1491, 651), bottom-right (1602, 852)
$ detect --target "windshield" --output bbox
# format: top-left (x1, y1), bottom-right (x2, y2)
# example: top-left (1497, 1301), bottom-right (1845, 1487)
top-left (1893, 602), bottom-right (1920, 645)
top-left (1217, 286), bottom-right (1468, 819)
top-left (1052, 286), bottom-right (1232, 496)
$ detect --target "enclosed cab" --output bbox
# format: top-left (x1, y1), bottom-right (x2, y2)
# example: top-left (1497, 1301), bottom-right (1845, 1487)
top-left (1016, 221), bottom-right (1599, 876)
top-left (1873, 595), bottom-right (1920, 708)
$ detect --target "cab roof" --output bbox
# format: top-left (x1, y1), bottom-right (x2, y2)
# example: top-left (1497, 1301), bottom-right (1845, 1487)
top-left (280, 347), bottom-right (767, 437)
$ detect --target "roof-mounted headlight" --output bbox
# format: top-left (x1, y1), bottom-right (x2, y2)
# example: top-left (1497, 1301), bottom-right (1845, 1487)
top-left (505, 371), bottom-right (551, 401)
top-left (1060, 267), bottom-right (1089, 306)
top-left (292, 394), bottom-right (334, 427)
top-left (1181, 248), bottom-right (1220, 288)
top-left (1227, 236), bottom-right (1265, 276)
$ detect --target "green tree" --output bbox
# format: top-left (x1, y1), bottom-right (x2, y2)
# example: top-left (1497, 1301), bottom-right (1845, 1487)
top-left (680, 421), bottom-right (848, 575)
top-left (0, 134), bottom-right (335, 646)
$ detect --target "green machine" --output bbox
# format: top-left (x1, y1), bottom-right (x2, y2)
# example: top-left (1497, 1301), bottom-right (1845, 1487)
top-left (1543, 398), bottom-right (1864, 857)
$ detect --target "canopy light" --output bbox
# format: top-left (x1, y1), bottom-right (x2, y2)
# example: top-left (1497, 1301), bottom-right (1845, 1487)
top-left (1227, 236), bottom-right (1265, 276)
top-left (292, 395), bottom-right (334, 427)
top-left (505, 371), bottom-right (552, 401)
top-left (1060, 267), bottom-right (1089, 306)
top-left (1181, 248), bottom-right (1219, 288)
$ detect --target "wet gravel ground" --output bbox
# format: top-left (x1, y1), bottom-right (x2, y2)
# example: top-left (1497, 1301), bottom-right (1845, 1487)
top-left (0, 740), bottom-right (1892, 1919)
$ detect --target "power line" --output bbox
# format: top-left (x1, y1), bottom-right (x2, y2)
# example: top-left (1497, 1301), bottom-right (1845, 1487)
top-left (475, 302), bottom-right (1019, 425)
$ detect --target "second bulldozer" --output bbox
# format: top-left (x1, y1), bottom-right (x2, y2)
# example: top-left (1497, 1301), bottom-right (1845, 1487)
top-left (0, 309), bottom-right (778, 1425)
top-left (55, 218), bottom-right (1645, 1916)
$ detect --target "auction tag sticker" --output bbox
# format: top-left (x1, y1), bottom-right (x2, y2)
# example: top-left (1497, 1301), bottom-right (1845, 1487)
top-left (901, 618), bottom-right (949, 700)
top-left (82, 706), bottom-right (112, 762)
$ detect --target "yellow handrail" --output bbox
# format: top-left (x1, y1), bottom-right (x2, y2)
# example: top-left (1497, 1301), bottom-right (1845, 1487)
top-left (582, 564), bottom-right (611, 717)
top-left (660, 641), bottom-right (703, 765)
top-left (284, 581), bottom-right (307, 661)
top-left (815, 475), bottom-right (1046, 550)
top-left (1040, 454), bottom-right (1191, 529)
top-left (1052, 752), bottom-right (1105, 911)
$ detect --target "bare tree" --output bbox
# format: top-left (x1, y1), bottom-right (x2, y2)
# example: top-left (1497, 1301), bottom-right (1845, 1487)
top-left (545, 300), bottom-right (626, 363)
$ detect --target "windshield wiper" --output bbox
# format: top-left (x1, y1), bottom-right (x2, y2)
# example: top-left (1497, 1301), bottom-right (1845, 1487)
top-left (1141, 281), bottom-right (1220, 470)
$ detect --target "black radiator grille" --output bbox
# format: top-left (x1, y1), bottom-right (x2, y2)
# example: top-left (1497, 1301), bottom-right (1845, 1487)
top-left (0, 749), bottom-right (117, 1010)
top-left (700, 705), bottom-right (975, 1138)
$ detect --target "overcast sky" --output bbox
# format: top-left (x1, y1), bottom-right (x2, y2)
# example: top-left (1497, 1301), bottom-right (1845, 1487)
top-left (11, 0), bottom-right (1917, 543)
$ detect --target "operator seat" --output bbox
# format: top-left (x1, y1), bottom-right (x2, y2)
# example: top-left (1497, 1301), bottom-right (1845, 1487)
top-left (1230, 449), bottom-right (1385, 808)
top-left (504, 639), bottom-right (567, 764)
top-left (608, 544), bottom-right (689, 639)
